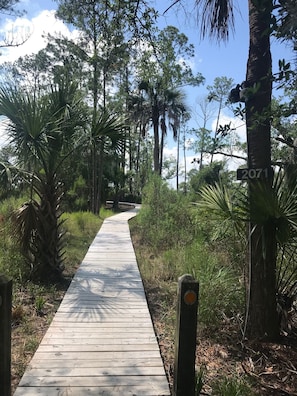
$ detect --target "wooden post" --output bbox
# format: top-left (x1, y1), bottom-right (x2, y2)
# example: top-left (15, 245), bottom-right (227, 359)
top-left (174, 274), bottom-right (199, 396)
top-left (0, 275), bottom-right (12, 396)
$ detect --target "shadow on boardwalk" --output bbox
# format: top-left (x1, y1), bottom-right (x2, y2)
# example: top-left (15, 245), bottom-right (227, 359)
top-left (14, 207), bottom-right (170, 396)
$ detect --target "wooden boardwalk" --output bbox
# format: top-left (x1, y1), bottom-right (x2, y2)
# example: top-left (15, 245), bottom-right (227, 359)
top-left (14, 207), bottom-right (170, 396)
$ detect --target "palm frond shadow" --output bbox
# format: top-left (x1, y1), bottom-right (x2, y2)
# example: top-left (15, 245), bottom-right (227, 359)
top-left (53, 210), bottom-right (151, 324)
top-left (57, 262), bottom-right (148, 322)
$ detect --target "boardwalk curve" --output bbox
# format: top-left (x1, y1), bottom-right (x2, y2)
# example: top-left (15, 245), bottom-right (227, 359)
top-left (14, 207), bottom-right (170, 396)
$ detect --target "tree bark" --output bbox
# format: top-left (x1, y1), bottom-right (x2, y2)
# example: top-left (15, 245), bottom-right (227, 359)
top-left (245, 0), bottom-right (279, 340)
top-left (152, 104), bottom-right (160, 174)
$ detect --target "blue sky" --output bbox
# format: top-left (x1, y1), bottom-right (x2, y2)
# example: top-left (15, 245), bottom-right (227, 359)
top-left (0, 0), bottom-right (294, 182)
top-left (9, 0), bottom-right (293, 91)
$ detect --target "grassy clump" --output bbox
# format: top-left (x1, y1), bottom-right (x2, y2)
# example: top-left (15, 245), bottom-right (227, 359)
top-left (212, 376), bottom-right (255, 396)
top-left (0, 197), bottom-right (26, 280)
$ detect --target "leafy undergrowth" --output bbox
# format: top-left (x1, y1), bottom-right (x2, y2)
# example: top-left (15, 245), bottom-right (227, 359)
top-left (131, 232), bottom-right (297, 396)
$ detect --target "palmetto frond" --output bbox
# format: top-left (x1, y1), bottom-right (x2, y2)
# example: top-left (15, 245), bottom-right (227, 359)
top-left (197, 182), bottom-right (246, 238)
top-left (92, 109), bottom-right (127, 154)
top-left (0, 161), bottom-right (12, 187)
top-left (198, 172), bottom-right (297, 245)
top-left (0, 87), bottom-right (52, 169)
top-left (13, 200), bottom-right (40, 257)
top-left (198, 173), bottom-right (297, 320)
top-left (248, 172), bottom-right (297, 245)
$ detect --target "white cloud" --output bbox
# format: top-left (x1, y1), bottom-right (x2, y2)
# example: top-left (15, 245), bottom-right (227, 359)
top-left (163, 145), bottom-right (177, 159)
top-left (0, 10), bottom-right (77, 63)
top-left (163, 127), bottom-right (246, 189)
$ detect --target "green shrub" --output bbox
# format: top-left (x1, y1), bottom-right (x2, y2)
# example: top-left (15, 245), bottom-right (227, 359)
top-left (137, 175), bottom-right (195, 250)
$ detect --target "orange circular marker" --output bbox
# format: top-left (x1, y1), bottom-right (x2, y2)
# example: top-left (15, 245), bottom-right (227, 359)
top-left (184, 290), bottom-right (197, 305)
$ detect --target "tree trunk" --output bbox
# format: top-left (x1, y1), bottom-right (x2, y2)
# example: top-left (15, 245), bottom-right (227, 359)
top-left (33, 174), bottom-right (64, 280)
top-left (159, 117), bottom-right (166, 176)
top-left (96, 141), bottom-right (105, 214)
top-left (91, 141), bottom-right (97, 213)
top-left (210, 99), bottom-right (222, 164)
top-left (245, 0), bottom-right (279, 340)
top-left (152, 104), bottom-right (160, 174)
top-left (177, 127), bottom-right (180, 191)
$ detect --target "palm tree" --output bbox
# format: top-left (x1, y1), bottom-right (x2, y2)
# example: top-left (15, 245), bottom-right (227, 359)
top-left (126, 92), bottom-right (153, 194)
top-left (138, 80), bottom-right (162, 174)
top-left (139, 81), bottom-right (187, 176)
top-left (159, 88), bottom-right (187, 176)
top-left (0, 81), bottom-right (86, 280)
top-left (171, 0), bottom-right (278, 339)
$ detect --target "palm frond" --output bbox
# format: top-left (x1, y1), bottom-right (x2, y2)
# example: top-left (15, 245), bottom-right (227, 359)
top-left (13, 200), bottom-right (40, 256)
top-left (195, 0), bottom-right (235, 41)
top-left (0, 86), bottom-right (52, 168)
top-left (92, 110), bottom-right (127, 154)
top-left (0, 161), bottom-right (12, 187)
top-left (249, 171), bottom-right (297, 244)
top-left (198, 182), bottom-right (243, 220)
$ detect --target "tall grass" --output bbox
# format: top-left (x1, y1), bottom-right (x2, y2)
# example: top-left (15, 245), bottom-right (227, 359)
top-left (0, 197), bottom-right (25, 279)
top-left (132, 175), bottom-right (245, 332)
top-left (212, 376), bottom-right (255, 396)
top-left (0, 196), bottom-right (111, 282)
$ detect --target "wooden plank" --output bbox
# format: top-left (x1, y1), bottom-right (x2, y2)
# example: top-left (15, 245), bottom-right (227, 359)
top-left (54, 307), bottom-right (150, 313)
top-left (51, 316), bottom-right (153, 322)
top-left (27, 357), bottom-right (164, 368)
top-left (31, 350), bottom-right (162, 360)
top-left (49, 321), bottom-right (154, 328)
top-left (37, 344), bottom-right (159, 352)
top-left (51, 316), bottom-right (153, 323)
top-left (14, 385), bottom-right (170, 396)
top-left (19, 375), bottom-right (168, 387)
top-left (60, 292), bottom-right (147, 299)
top-left (22, 366), bottom-right (166, 377)
top-left (59, 302), bottom-right (148, 308)
top-left (43, 327), bottom-right (156, 335)
top-left (40, 337), bottom-right (157, 345)
top-left (14, 207), bottom-right (170, 396)
top-left (43, 331), bottom-right (156, 339)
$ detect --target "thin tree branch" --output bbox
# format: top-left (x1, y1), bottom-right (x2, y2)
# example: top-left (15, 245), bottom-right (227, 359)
top-left (275, 136), bottom-right (296, 149)
top-left (212, 151), bottom-right (247, 160)
top-left (163, 0), bottom-right (181, 15)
